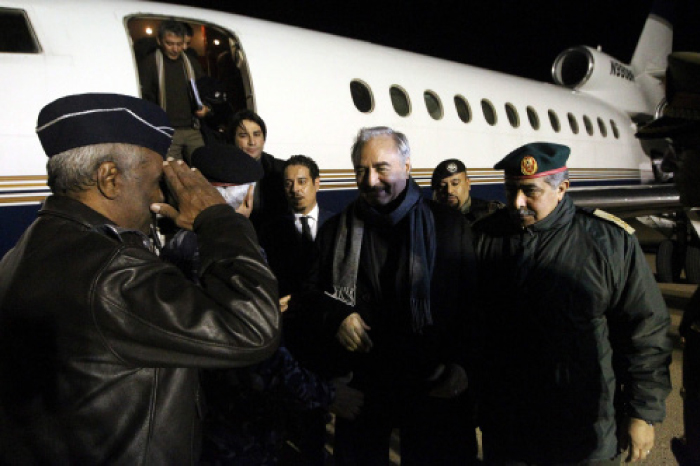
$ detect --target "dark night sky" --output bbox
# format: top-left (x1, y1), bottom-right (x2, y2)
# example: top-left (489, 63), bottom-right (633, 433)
top-left (159, 0), bottom-right (700, 83)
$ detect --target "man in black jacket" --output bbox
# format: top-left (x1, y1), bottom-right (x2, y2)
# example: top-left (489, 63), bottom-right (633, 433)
top-left (431, 158), bottom-right (503, 223)
top-left (259, 154), bottom-right (335, 298)
top-left (473, 142), bottom-right (671, 464)
top-left (294, 126), bottom-right (478, 465)
top-left (0, 93), bottom-right (281, 464)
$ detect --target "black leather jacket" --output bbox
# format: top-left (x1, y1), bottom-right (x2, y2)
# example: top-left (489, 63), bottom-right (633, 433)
top-left (0, 196), bottom-right (281, 465)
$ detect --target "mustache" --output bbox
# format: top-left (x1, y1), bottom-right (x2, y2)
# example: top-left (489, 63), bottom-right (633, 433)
top-left (360, 186), bottom-right (385, 195)
top-left (510, 207), bottom-right (536, 219)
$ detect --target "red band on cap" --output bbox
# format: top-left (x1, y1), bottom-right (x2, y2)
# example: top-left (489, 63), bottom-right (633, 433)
top-left (506, 166), bottom-right (568, 180)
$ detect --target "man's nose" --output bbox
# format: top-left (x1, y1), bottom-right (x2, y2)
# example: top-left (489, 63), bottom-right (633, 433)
top-left (512, 191), bottom-right (527, 209)
top-left (367, 169), bottom-right (380, 187)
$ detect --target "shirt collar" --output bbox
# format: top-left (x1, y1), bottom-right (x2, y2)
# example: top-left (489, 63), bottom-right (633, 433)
top-left (294, 203), bottom-right (319, 222)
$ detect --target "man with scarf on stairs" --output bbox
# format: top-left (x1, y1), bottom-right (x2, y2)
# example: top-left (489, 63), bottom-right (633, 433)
top-left (288, 126), bottom-right (479, 465)
top-left (139, 20), bottom-right (209, 162)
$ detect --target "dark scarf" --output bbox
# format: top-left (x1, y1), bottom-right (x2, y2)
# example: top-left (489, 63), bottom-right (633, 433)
top-left (329, 178), bottom-right (436, 333)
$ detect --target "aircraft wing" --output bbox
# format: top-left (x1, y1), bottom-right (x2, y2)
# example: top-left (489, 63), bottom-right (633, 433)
top-left (568, 184), bottom-right (681, 218)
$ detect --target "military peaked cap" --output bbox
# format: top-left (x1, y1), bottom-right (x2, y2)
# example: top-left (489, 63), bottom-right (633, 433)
top-left (495, 142), bottom-right (570, 179)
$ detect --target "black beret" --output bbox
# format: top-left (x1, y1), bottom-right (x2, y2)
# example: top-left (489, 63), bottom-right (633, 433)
top-left (190, 144), bottom-right (263, 184)
top-left (36, 93), bottom-right (173, 158)
top-left (431, 159), bottom-right (466, 190)
top-left (495, 142), bottom-right (570, 179)
top-left (637, 52), bottom-right (700, 139)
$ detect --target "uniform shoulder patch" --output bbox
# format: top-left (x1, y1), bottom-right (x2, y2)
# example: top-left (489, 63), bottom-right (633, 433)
top-left (591, 209), bottom-right (635, 235)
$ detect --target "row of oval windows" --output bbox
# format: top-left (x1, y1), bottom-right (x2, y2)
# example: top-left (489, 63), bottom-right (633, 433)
top-left (350, 79), bottom-right (621, 139)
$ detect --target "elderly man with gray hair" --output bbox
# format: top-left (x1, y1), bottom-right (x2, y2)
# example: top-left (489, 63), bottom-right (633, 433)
top-left (0, 93), bottom-right (280, 464)
top-left (290, 126), bottom-right (479, 464)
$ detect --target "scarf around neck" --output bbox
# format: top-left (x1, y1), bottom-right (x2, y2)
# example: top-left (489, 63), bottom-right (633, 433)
top-left (329, 178), bottom-right (436, 333)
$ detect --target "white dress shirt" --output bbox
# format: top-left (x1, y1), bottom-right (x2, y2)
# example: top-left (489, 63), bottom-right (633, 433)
top-left (294, 203), bottom-right (319, 240)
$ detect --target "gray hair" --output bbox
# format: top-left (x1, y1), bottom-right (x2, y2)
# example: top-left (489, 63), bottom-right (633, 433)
top-left (543, 169), bottom-right (569, 189)
top-left (351, 126), bottom-right (410, 166)
top-left (47, 143), bottom-right (149, 195)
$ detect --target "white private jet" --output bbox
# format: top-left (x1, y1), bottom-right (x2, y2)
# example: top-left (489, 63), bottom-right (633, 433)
top-left (0, 0), bottom-right (684, 276)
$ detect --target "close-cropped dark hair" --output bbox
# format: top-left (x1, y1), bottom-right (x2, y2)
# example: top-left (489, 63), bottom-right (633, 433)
top-left (228, 109), bottom-right (267, 140)
top-left (284, 155), bottom-right (320, 181)
top-left (158, 20), bottom-right (186, 40)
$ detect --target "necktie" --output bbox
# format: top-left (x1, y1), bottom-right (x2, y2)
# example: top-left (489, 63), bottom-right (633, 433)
top-left (300, 216), bottom-right (313, 246)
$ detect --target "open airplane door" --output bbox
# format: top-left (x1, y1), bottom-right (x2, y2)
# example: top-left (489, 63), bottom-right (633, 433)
top-left (126, 15), bottom-right (254, 142)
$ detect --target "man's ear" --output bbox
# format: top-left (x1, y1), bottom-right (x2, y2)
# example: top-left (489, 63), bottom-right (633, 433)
top-left (557, 179), bottom-right (570, 201)
top-left (96, 161), bottom-right (120, 200)
top-left (405, 157), bottom-right (412, 177)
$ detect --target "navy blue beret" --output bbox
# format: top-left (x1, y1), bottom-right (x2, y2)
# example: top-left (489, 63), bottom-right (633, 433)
top-left (431, 158), bottom-right (467, 189)
top-left (191, 144), bottom-right (263, 184)
top-left (495, 142), bottom-right (570, 179)
top-left (36, 93), bottom-right (174, 158)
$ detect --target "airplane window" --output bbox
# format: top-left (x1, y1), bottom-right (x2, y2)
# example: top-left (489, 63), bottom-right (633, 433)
top-left (610, 119), bottom-right (620, 139)
top-left (583, 115), bottom-right (594, 136)
top-left (481, 99), bottom-right (497, 126)
top-left (505, 103), bottom-right (519, 128)
top-left (548, 110), bottom-right (561, 132)
top-left (0, 9), bottom-right (41, 53)
top-left (390, 86), bottom-right (411, 117)
top-left (567, 113), bottom-right (579, 134)
top-left (350, 80), bottom-right (374, 113)
top-left (454, 95), bottom-right (472, 123)
top-left (526, 106), bottom-right (540, 130)
top-left (424, 90), bottom-right (443, 120)
top-left (597, 117), bottom-right (608, 137)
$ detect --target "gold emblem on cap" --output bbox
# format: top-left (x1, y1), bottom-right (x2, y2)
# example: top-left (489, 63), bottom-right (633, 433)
top-left (447, 162), bottom-right (458, 173)
top-left (521, 155), bottom-right (537, 176)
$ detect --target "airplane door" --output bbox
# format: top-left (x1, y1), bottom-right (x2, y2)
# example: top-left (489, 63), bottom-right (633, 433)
top-left (126, 16), bottom-right (254, 144)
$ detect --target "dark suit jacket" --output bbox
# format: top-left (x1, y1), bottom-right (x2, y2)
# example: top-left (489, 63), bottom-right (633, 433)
top-left (259, 207), bottom-right (334, 297)
top-left (250, 152), bottom-right (288, 232)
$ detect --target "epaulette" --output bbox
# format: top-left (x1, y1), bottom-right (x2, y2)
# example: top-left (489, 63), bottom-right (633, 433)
top-left (589, 209), bottom-right (635, 235)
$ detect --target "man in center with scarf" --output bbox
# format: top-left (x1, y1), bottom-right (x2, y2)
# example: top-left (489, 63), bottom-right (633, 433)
top-left (293, 126), bottom-right (478, 465)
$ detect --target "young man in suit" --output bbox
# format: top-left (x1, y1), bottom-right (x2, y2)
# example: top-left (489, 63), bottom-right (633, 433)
top-left (259, 154), bottom-right (334, 297)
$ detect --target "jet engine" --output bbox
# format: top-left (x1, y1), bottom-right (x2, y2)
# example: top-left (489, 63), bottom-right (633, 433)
top-left (551, 46), bottom-right (650, 116)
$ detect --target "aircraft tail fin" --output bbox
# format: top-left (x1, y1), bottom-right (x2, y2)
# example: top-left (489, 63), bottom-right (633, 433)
top-left (630, 0), bottom-right (674, 117)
